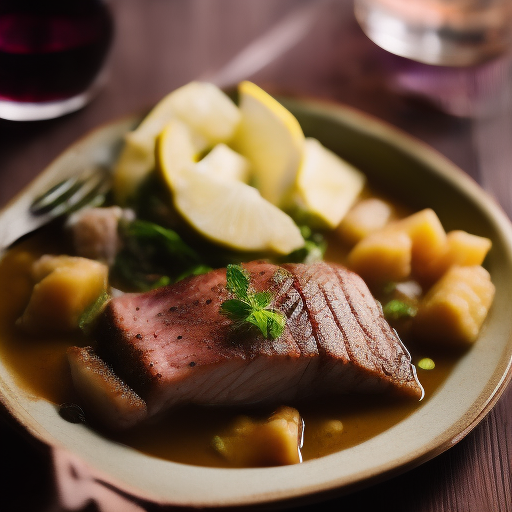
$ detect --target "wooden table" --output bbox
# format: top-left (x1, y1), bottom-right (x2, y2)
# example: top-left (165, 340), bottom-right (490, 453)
top-left (1, 1), bottom-right (511, 510)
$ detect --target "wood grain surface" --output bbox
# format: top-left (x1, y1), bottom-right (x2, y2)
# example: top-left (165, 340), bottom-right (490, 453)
top-left (1, 1), bottom-right (511, 510)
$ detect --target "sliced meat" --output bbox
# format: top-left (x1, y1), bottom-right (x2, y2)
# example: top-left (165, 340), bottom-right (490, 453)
top-left (88, 261), bottom-right (422, 428)
top-left (67, 346), bottom-right (147, 430)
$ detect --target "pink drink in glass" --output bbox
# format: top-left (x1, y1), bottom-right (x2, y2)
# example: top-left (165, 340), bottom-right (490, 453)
top-left (0, 0), bottom-right (113, 120)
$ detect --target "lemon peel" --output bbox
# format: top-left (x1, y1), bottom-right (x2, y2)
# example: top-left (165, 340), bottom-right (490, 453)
top-left (156, 119), bottom-right (197, 192)
top-left (233, 81), bottom-right (304, 206)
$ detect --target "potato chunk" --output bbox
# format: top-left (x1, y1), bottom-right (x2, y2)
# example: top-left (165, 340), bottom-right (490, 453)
top-left (212, 406), bottom-right (303, 467)
top-left (338, 198), bottom-right (396, 246)
top-left (18, 255), bottom-right (108, 334)
top-left (347, 208), bottom-right (449, 286)
top-left (413, 265), bottom-right (495, 346)
top-left (347, 230), bottom-right (412, 285)
top-left (390, 209), bottom-right (447, 274)
top-left (415, 230), bottom-right (492, 285)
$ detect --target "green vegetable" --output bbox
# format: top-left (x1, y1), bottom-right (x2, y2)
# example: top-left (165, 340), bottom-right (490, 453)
top-left (418, 357), bottom-right (435, 370)
top-left (383, 299), bottom-right (417, 321)
top-left (112, 219), bottom-right (212, 291)
top-left (78, 291), bottom-right (110, 334)
top-left (220, 264), bottom-right (286, 340)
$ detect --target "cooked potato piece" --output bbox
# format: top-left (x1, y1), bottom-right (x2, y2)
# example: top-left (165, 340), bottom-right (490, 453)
top-left (212, 406), bottom-right (303, 467)
top-left (312, 419), bottom-right (344, 450)
top-left (338, 198), bottom-right (396, 246)
top-left (415, 230), bottom-right (492, 285)
top-left (413, 265), bottom-right (495, 346)
top-left (444, 231), bottom-right (491, 266)
top-left (390, 209), bottom-right (447, 274)
top-left (347, 230), bottom-right (412, 285)
top-left (347, 208), bottom-right (449, 286)
top-left (18, 255), bottom-right (108, 334)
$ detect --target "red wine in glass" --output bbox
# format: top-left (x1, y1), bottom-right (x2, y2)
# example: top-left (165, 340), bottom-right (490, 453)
top-left (0, 0), bottom-right (113, 121)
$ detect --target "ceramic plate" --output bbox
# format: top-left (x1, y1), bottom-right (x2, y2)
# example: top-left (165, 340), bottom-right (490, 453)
top-left (1, 97), bottom-right (512, 508)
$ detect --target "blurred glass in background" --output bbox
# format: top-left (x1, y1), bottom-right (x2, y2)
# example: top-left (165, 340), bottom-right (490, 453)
top-left (354, 0), bottom-right (512, 66)
top-left (0, 0), bottom-right (113, 122)
top-left (354, 0), bottom-right (512, 117)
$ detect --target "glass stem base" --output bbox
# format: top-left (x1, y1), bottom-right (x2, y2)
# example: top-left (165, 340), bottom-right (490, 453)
top-left (0, 74), bottom-right (106, 122)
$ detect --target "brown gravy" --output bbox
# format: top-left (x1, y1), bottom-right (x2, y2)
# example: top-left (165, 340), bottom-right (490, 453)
top-left (0, 232), bottom-right (458, 468)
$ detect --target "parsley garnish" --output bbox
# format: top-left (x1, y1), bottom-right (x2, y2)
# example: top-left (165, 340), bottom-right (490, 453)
top-left (220, 264), bottom-right (286, 340)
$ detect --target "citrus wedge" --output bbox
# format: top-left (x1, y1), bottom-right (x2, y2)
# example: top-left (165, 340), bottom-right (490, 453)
top-left (233, 81), bottom-right (304, 206)
top-left (156, 117), bottom-right (303, 254)
top-left (156, 119), bottom-right (197, 192)
top-left (294, 138), bottom-right (366, 229)
top-left (195, 143), bottom-right (250, 183)
top-left (112, 139), bottom-right (156, 205)
top-left (114, 82), bottom-right (240, 203)
top-left (172, 167), bottom-right (304, 254)
top-left (167, 81), bottom-right (241, 146)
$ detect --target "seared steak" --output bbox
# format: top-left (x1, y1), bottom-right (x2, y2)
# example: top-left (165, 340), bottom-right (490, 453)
top-left (87, 261), bottom-right (422, 426)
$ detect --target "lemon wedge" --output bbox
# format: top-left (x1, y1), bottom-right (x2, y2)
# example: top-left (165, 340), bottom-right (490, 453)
top-left (156, 118), bottom-right (303, 254)
top-left (114, 82), bottom-right (240, 204)
top-left (168, 82), bottom-right (241, 146)
top-left (112, 139), bottom-right (156, 205)
top-left (294, 138), bottom-right (366, 229)
top-left (173, 167), bottom-right (304, 254)
top-left (156, 119), bottom-right (197, 191)
top-left (195, 143), bottom-right (250, 183)
top-left (233, 81), bottom-right (304, 206)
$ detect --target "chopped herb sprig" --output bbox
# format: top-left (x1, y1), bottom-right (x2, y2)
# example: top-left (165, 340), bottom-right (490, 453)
top-left (220, 264), bottom-right (285, 340)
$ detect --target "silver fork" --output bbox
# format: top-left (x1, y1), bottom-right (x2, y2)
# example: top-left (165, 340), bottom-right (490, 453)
top-left (29, 165), bottom-right (111, 217)
top-left (0, 165), bottom-right (111, 251)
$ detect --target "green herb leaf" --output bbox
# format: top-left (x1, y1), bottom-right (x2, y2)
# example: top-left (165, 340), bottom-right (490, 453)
top-left (113, 219), bottom-right (211, 291)
top-left (126, 220), bottom-right (201, 263)
top-left (246, 309), bottom-right (286, 340)
top-left (251, 291), bottom-right (272, 309)
top-left (226, 264), bottom-right (250, 300)
top-left (246, 310), bottom-right (271, 336)
top-left (220, 264), bottom-right (286, 340)
top-left (220, 299), bottom-right (253, 320)
top-left (265, 310), bottom-right (286, 339)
